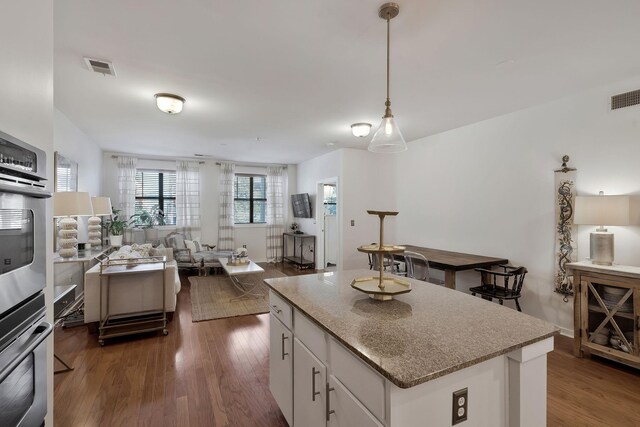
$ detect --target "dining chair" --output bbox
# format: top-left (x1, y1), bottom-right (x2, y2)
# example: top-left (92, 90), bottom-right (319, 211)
top-left (368, 249), bottom-right (400, 273)
top-left (469, 265), bottom-right (527, 311)
top-left (403, 251), bottom-right (445, 284)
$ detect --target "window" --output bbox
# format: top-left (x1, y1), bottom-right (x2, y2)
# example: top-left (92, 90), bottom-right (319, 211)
top-left (135, 170), bottom-right (176, 225)
top-left (323, 185), bottom-right (337, 216)
top-left (234, 174), bottom-right (266, 224)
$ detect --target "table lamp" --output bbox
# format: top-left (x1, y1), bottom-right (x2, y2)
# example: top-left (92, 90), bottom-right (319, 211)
top-left (89, 197), bottom-right (113, 248)
top-left (53, 192), bottom-right (94, 258)
top-left (574, 191), bottom-right (630, 265)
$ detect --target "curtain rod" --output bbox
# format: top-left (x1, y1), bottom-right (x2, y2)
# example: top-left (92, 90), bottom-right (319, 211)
top-left (215, 162), bottom-right (287, 169)
top-left (111, 155), bottom-right (204, 164)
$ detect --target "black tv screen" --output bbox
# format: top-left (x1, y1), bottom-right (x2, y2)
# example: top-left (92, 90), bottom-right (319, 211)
top-left (291, 193), bottom-right (312, 218)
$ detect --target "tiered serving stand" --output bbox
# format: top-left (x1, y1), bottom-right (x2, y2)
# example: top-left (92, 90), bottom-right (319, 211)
top-left (352, 210), bottom-right (411, 301)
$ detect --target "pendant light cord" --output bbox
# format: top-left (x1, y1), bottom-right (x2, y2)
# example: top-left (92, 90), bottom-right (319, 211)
top-left (384, 15), bottom-right (392, 117)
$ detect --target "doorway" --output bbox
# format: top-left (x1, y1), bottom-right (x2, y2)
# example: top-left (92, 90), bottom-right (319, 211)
top-left (315, 177), bottom-right (340, 271)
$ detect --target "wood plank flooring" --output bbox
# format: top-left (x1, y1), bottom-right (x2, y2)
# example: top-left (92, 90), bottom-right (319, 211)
top-left (54, 265), bottom-right (640, 426)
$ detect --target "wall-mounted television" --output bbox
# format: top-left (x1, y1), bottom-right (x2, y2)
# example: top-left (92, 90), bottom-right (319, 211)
top-left (291, 193), bottom-right (312, 218)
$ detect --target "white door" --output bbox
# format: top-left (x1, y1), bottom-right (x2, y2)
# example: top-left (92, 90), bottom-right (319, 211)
top-left (293, 338), bottom-right (327, 427)
top-left (327, 375), bottom-right (383, 427)
top-left (269, 314), bottom-right (293, 425)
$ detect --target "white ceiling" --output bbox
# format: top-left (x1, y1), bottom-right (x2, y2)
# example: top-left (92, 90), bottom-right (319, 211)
top-left (54, 0), bottom-right (640, 164)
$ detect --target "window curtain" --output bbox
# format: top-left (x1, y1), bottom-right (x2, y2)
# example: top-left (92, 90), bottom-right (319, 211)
top-left (117, 156), bottom-right (137, 221)
top-left (218, 162), bottom-right (235, 250)
top-left (266, 166), bottom-right (286, 262)
top-left (176, 160), bottom-right (201, 240)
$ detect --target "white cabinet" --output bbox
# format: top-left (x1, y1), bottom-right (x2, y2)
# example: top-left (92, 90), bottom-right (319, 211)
top-left (327, 375), bottom-right (383, 427)
top-left (268, 303), bottom-right (383, 427)
top-left (269, 313), bottom-right (293, 426)
top-left (293, 338), bottom-right (327, 427)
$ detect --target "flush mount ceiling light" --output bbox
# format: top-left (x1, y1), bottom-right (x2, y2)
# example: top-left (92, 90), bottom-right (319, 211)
top-left (155, 93), bottom-right (185, 114)
top-left (351, 123), bottom-right (372, 138)
top-left (368, 2), bottom-right (407, 154)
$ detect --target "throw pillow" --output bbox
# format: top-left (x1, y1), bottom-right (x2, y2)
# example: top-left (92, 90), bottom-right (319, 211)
top-left (185, 239), bottom-right (197, 254)
top-left (193, 240), bottom-right (202, 252)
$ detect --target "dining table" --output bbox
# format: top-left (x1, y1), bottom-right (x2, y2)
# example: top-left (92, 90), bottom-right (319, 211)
top-left (397, 245), bottom-right (509, 289)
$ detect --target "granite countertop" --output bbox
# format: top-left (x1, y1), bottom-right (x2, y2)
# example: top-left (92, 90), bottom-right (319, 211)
top-left (264, 270), bottom-right (559, 389)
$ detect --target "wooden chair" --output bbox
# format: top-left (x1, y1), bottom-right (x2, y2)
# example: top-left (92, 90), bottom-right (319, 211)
top-left (469, 265), bottom-right (527, 311)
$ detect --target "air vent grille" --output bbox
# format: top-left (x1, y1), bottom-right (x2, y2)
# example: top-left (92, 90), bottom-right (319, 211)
top-left (611, 89), bottom-right (640, 110)
top-left (83, 57), bottom-right (116, 77)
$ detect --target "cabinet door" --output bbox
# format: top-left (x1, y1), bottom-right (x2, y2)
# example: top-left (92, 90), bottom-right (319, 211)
top-left (328, 375), bottom-right (383, 427)
top-left (269, 314), bottom-right (293, 426)
top-left (294, 338), bottom-right (326, 427)
top-left (581, 276), bottom-right (637, 357)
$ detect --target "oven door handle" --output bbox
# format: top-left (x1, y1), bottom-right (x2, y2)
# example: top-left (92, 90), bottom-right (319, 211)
top-left (0, 182), bottom-right (51, 198)
top-left (0, 321), bottom-right (52, 383)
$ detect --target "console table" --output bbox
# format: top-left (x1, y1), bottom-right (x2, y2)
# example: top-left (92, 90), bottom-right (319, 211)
top-left (283, 232), bottom-right (315, 269)
top-left (54, 246), bottom-right (113, 327)
top-left (567, 261), bottom-right (639, 369)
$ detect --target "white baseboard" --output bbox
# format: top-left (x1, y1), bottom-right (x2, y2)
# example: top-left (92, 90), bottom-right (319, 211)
top-left (558, 326), bottom-right (574, 338)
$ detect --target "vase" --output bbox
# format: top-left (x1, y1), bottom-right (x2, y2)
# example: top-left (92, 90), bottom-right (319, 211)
top-left (110, 234), bottom-right (123, 247)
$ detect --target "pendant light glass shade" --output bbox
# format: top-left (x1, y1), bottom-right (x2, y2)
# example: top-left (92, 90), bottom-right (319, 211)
top-left (369, 116), bottom-right (407, 153)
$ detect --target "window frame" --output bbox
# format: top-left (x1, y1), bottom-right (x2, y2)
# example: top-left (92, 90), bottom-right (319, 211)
top-left (234, 173), bottom-right (267, 225)
top-left (135, 169), bottom-right (177, 225)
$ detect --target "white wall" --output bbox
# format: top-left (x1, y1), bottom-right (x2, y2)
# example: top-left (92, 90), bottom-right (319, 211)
top-left (0, 1), bottom-right (54, 424)
top-left (393, 76), bottom-right (640, 333)
top-left (103, 153), bottom-right (297, 262)
top-left (53, 108), bottom-right (104, 293)
top-left (296, 148), bottom-right (397, 270)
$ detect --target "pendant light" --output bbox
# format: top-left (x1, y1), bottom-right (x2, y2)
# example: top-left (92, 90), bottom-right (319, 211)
top-left (368, 2), bottom-right (407, 153)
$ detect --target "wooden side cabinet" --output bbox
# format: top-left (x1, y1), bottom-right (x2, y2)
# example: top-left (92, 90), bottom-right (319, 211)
top-left (567, 261), bottom-right (640, 369)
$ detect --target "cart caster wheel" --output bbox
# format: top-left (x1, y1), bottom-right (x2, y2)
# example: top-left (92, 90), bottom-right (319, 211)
top-left (163, 330), bottom-right (168, 336)
top-left (99, 340), bottom-right (105, 347)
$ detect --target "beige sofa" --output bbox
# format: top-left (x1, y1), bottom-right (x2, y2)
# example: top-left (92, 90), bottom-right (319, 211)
top-left (83, 247), bottom-right (181, 324)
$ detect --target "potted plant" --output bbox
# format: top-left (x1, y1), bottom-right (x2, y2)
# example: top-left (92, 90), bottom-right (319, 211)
top-left (103, 208), bottom-right (128, 247)
top-left (130, 205), bottom-right (166, 243)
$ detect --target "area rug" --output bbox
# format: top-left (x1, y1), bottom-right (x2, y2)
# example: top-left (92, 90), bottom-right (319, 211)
top-left (188, 264), bottom-right (287, 322)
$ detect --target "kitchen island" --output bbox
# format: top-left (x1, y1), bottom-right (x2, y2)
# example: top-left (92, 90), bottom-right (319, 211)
top-left (265, 270), bottom-right (558, 427)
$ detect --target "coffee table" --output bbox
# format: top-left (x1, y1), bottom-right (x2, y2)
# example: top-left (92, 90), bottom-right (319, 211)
top-left (219, 258), bottom-right (265, 300)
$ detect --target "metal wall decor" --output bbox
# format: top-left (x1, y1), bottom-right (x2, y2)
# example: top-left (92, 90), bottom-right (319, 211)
top-left (554, 155), bottom-right (577, 302)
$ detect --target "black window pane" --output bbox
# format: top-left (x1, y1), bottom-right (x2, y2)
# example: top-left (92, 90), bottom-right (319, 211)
top-left (136, 171), bottom-right (159, 198)
top-left (235, 176), bottom-right (250, 199)
top-left (163, 199), bottom-right (176, 225)
top-left (234, 200), bottom-right (250, 224)
top-left (253, 176), bottom-right (266, 199)
top-left (253, 200), bottom-right (266, 223)
top-left (164, 173), bottom-right (176, 198)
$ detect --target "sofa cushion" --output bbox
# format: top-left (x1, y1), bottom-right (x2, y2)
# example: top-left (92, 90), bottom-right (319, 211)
top-left (168, 233), bottom-right (186, 250)
top-left (185, 239), bottom-right (197, 254)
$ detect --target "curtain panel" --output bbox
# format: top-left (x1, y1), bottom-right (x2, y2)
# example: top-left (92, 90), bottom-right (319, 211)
top-left (176, 160), bottom-right (201, 240)
top-left (266, 166), bottom-right (286, 262)
top-left (218, 162), bottom-right (235, 250)
top-left (116, 156), bottom-right (137, 221)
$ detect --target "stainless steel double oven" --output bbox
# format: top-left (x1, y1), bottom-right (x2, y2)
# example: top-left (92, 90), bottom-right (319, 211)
top-left (0, 130), bottom-right (52, 427)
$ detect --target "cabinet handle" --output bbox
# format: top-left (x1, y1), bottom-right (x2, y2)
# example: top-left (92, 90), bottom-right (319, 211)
top-left (312, 367), bottom-right (321, 402)
top-left (271, 304), bottom-right (282, 314)
top-left (281, 333), bottom-right (289, 360)
top-left (326, 383), bottom-right (335, 421)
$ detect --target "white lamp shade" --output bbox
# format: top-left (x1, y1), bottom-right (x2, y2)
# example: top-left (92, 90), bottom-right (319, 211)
top-left (53, 192), bottom-right (94, 217)
top-left (91, 196), bottom-right (113, 216)
top-left (368, 116), bottom-right (407, 153)
top-left (574, 195), bottom-right (630, 226)
top-left (155, 93), bottom-right (184, 114)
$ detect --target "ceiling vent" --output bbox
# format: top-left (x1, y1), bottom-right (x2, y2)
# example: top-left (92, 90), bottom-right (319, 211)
top-left (611, 89), bottom-right (640, 110)
top-left (83, 57), bottom-right (116, 77)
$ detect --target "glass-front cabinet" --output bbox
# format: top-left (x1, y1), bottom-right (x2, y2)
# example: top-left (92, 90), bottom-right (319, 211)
top-left (569, 262), bottom-right (640, 368)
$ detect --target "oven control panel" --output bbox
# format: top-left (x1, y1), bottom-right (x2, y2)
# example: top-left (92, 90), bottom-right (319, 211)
top-left (0, 137), bottom-right (37, 173)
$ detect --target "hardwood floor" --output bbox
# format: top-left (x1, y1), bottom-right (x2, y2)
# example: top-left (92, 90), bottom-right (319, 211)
top-left (54, 265), bottom-right (640, 427)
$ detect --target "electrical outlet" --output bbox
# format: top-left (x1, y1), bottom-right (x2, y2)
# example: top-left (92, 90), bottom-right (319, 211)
top-left (350, 219), bottom-right (355, 226)
top-left (452, 388), bottom-right (468, 425)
